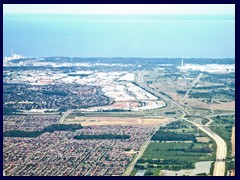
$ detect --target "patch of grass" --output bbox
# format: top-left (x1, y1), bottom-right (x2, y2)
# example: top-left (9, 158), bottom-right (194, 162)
top-left (142, 142), bottom-right (214, 162)
top-left (130, 168), bottom-right (137, 176)
top-left (210, 115), bottom-right (234, 159)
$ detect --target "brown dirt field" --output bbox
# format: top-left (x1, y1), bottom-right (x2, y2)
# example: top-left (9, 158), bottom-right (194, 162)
top-left (184, 98), bottom-right (210, 109)
top-left (124, 150), bottom-right (137, 154)
top-left (111, 101), bottom-right (139, 108)
top-left (196, 137), bottom-right (210, 143)
top-left (230, 170), bottom-right (235, 176)
top-left (150, 83), bottom-right (181, 101)
top-left (231, 127), bottom-right (235, 157)
top-left (64, 116), bottom-right (170, 126)
top-left (209, 101), bottom-right (235, 111)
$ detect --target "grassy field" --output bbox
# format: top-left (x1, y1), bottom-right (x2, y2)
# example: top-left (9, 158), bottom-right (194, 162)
top-left (210, 115), bottom-right (234, 158)
top-left (143, 71), bottom-right (164, 83)
top-left (131, 142), bottom-right (214, 176)
top-left (130, 119), bottom-right (216, 176)
top-left (142, 142), bottom-right (214, 161)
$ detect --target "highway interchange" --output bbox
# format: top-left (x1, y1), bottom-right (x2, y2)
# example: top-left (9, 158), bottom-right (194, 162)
top-left (59, 71), bottom-right (233, 176)
top-left (134, 71), bottom-right (232, 176)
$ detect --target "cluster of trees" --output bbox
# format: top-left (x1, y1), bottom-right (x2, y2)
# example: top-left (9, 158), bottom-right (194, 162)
top-left (135, 158), bottom-right (194, 170)
top-left (74, 134), bottom-right (130, 140)
top-left (42, 90), bottom-right (68, 96)
top-left (3, 130), bottom-right (42, 138)
top-left (151, 131), bottom-right (197, 142)
top-left (160, 121), bottom-right (189, 130)
top-left (177, 90), bottom-right (186, 95)
top-left (3, 108), bottom-right (20, 115)
top-left (216, 89), bottom-right (235, 98)
top-left (159, 91), bottom-right (173, 99)
top-left (4, 124), bottom-right (83, 138)
top-left (165, 111), bottom-right (176, 115)
top-left (167, 147), bottom-right (213, 153)
top-left (137, 158), bottom-right (189, 165)
top-left (190, 89), bottom-right (234, 100)
top-left (42, 124), bottom-right (82, 132)
top-left (189, 92), bottom-right (212, 99)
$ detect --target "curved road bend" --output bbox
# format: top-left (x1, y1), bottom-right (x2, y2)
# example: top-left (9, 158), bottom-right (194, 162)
top-left (123, 120), bottom-right (176, 176)
top-left (123, 125), bottom-right (158, 176)
top-left (135, 71), bottom-right (227, 176)
top-left (58, 110), bottom-right (73, 124)
top-left (182, 117), bottom-right (227, 176)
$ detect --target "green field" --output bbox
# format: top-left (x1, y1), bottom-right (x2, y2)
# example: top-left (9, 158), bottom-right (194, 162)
top-left (142, 142), bottom-right (214, 161)
top-left (132, 142), bottom-right (214, 176)
top-left (131, 119), bottom-right (216, 176)
top-left (143, 71), bottom-right (164, 83)
top-left (210, 115), bottom-right (234, 157)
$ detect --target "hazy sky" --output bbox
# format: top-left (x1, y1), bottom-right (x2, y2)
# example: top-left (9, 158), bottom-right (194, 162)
top-left (3, 4), bottom-right (235, 58)
top-left (3, 4), bottom-right (235, 15)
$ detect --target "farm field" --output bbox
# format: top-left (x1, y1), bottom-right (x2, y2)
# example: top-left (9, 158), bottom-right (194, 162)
top-left (131, 142), bottom-right (215, 176)
top-left (142, 142), bottom-right (214, 161)
top-left (64, 116), bottom-right (170, 126)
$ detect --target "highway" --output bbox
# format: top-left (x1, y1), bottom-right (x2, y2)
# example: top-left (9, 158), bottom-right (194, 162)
top-left (132, 71), bottom-right (228, 176)
top-left (181, 73), bottom-right (203, 103)
top-left (58, 110), bottom-right (73, 124)
top-left (123, 125), bottom-right (159, 176)
top-left (123, 119), bottom-right (177, 176)
top-left (182, 116), bottom-right (227, 176)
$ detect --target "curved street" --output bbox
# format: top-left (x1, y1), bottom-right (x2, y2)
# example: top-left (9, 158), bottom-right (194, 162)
top-left (182, 116), bottom-right (227, 176)
top-left (132, 71), bottom-right (228, 176)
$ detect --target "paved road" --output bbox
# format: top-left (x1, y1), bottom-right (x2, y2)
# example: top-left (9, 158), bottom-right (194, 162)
top-left (123, 119), bottom-right (176, 176)
top-left (133, 71), bottom-right (228, 176)
top-left (58, 110), bottom-right (73, 124)
top-left (182, 116), bottom-right (227, 176)
top-left (123, 125), bottom-right (158, 176)
top-left (181, 73), bottom-right (203, 103)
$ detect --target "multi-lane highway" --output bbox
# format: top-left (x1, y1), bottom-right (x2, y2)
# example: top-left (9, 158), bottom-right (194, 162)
top-left (133, 71), bottom-right (229, 176)
top-left (123, 119), bottom-right (177, 176)
top-left (181, 73), bottom-right (203, 103)
top-left (182, 116), bottom-right (227, 176)
top-left (58, 110), bottom-right (73, 124)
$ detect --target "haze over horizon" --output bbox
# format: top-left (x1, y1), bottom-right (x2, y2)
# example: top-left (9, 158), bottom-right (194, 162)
top-left (3, 4), bottom-right (235, 58)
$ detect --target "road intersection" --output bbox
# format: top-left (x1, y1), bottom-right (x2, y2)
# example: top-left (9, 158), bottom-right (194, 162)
top-left (133, 71), bottom-right (230, 176)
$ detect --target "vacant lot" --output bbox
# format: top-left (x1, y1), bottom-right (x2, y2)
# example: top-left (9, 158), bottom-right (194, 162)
top-left (231, 127), bottom-right (235, 157)
top-left (196, 137), bottom-right (210, 143)
top-left (209, 101), bottom-right (235, 111)
top-left (63, 116), bottom-right (170, 126)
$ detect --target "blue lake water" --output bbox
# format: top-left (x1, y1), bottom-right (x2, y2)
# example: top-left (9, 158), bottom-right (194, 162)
top-left (3, 14), bottom-right (235, 58)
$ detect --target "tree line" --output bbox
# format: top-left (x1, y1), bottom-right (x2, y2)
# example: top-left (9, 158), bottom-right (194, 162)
top-left (151, 131), bottom-right (197, 142)
top-left (74, 134), bottom-right (130, 140)
top-left (4, 124), bottom-right (83, 138)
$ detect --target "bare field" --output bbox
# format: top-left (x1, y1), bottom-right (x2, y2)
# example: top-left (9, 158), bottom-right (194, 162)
top-left (184, 98), bottom-right (210, 109)
top-left (63, 116), bottom-right (170, 126)
top-left (209, 101), bottom-right (235, 111)
top-left (231, 127), bottom-right (235, 157)
top-left (150, 83), bottom-right (182, 101)
top-left (196, 137), bottom-right (210, 143)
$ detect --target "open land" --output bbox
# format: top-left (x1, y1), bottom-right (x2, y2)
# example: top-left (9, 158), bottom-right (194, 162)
top-left (3, 57), bottom-right (235, 176)
top-left (64, 116), bottom-right (170, 126)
